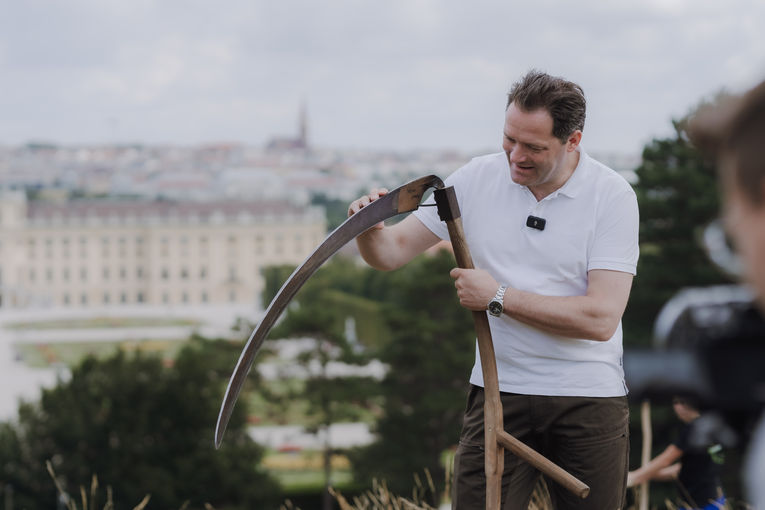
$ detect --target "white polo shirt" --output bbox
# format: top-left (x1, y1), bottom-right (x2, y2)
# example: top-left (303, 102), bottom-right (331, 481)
top-left (413, 147), bottom-right (639, 397)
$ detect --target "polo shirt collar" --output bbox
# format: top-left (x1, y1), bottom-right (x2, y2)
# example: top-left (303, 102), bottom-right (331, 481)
top-left (506, 145), bottom-right (591, 199)
top-left (555, 145), bottom-right (589, 199)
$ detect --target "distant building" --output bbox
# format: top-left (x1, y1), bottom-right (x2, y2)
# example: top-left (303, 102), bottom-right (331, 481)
top-left (266, 103), bottom-right (310, 152)
top-left (0, 192), bottom-right (325, 309)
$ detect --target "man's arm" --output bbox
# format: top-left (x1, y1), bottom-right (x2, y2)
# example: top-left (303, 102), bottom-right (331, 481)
top-left (627, 445), bottom-right (683, 486)
top-left (449, 267), bottom-right (633, 341)
top-left (349, 188), bottom-right (441, 271)
top-left (654, 463), bottom-right (682, 481)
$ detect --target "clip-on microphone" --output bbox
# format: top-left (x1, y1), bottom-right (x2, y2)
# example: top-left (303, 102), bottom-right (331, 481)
top-left (526, 215), bottom-right (546, 231)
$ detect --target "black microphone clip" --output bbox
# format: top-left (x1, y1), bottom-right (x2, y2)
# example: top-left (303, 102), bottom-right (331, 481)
top-left (526, 215), bottom-right (546, 231)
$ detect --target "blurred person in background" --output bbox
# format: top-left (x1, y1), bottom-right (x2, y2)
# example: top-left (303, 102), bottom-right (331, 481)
top-left (627, 396), bottom-right (725, 509)
top-left (688, 77), bottom-right (765, 510)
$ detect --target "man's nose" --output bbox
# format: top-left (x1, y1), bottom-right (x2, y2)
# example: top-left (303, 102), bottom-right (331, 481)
top-left (509, 146), bottom-right (528, 162)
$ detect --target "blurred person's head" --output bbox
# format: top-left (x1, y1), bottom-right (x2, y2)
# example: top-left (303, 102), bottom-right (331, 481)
top-left (672, 395), bottom-right (701, 423)
top-left (689, 80), bottom-right (765, 308)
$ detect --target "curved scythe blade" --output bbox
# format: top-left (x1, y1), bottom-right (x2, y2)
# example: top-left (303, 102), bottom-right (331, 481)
top-left (215, 174), bottom-right (444, 447)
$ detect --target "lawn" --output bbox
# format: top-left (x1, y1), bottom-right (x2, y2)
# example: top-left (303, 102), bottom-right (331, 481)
top-left (14, 338), bottom-right (189, 367)
top-left (6, 316), bottom-right (201, 330)
top-left (264, 450), bottom-right (354, 491)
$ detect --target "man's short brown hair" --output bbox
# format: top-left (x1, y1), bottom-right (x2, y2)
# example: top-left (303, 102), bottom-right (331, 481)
top-left (689, 80), bottom-right (765, 205)
top-left (506, 70), bottom-right (586, 142)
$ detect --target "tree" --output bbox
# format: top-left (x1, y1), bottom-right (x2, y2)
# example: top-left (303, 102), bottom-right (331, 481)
top-left (623, 116), bottom-right (732, 345)
top-left (259, 253), bottom-right (473, 504)
top-left (0, 338), bottom-right (281, 510)
top-left (351, 249), bottom-right (475, 501)
top-left (268, 260), bottom-right (385, 510)
top-left (310, 193), bottom-right (351, 232)
top-left (261, 257), bottom-right (393, 349)
top-left (262, 264), bottom-right (300, 308)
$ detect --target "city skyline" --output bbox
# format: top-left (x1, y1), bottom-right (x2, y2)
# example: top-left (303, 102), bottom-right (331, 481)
top-left (1, 1), bottom-right (764, 155)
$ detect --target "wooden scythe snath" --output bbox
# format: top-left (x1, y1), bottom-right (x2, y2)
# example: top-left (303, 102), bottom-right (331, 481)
top-left (215, 175), bottom-right (589, 508)
top-left (434, 186), bottom-right (590, 507)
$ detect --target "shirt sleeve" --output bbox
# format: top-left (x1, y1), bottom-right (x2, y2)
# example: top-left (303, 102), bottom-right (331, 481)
top-left (673, 423), bottom-right (690, 452)
top-left (588, 184), bottom-right (640, 275)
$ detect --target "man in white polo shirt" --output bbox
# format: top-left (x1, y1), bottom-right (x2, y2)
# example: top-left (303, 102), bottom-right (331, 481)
top-left (348, 70), bottom-right (639, 509)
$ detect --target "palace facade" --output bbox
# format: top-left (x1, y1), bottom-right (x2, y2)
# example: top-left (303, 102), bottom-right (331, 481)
top-left (0, 192), bottom-right (326, 309)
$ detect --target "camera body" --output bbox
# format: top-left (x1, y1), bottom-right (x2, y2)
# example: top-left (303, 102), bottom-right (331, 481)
top-left (625, 285), bottom-right (765, 446)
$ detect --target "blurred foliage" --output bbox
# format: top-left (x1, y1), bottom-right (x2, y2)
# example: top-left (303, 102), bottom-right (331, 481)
top-left (622, 116), bottom-right (732, 346)
top-left (0, 337), bottom-right (281, 510)
top-left (266, 257), bottom-right (391, 510)
top-left (310, 193), bottom-right (350, 232)
top-left (262, 258), bottom-right (392, 349)
top-left (261, 251), bottom-right (474, 502)
top-left (349, 250), bottom-right (474, 502)
top-left (262, 264), bottom-right (299, 309)
top-left (269, 286), bottom-right (382, 427)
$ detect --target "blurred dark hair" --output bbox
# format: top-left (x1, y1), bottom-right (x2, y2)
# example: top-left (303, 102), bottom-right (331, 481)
top-left (673, 394), bottom-right (702, 411)
top-left (688, 80), bottom-right (765, 205)
top-left (506, 70), bottom-right (586, 142)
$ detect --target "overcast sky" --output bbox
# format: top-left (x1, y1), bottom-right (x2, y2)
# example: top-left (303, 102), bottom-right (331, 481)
top-left (1, 0), bottom-right (764, 155)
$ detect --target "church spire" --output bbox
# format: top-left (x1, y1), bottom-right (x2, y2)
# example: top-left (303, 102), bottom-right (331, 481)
top-left (299, 101), bottom-right (308, 149)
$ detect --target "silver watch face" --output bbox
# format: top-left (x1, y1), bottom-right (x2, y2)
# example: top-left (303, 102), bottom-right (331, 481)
top-left (488, 301), bottom-right (503, 316)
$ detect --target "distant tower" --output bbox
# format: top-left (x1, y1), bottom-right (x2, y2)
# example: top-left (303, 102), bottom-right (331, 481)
top-left (265, 102), bottom-right (310, 152)
top-left (299, 102), bottom-right (308, 149)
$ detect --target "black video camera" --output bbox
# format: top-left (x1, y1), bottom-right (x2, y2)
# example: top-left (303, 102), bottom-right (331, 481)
top-left (624, 284), bottom-right (765, 447)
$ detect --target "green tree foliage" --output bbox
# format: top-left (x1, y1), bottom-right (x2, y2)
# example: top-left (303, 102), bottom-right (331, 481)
top-left (260, 252), bottom-right (474, 502)
top-left (268, 259), bottom-right (387, 510)
top-left (351, 250), bottom-right (475, 500)
top-left (0, 338), bottom-right (280, 510)
top-left (311, 193), bottom-right (350, 232)
top-left (623, 117), bottom-right (731, 345)
top-left (262, 258), bottom-right (392, 349)
top-left (262, 264), bottom-right (299, 308)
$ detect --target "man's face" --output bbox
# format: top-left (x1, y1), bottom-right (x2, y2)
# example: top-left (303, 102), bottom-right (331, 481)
top-left (502, 102), bottom-right (580, 199)
top-left (724, 179), bottom-right (765, 308)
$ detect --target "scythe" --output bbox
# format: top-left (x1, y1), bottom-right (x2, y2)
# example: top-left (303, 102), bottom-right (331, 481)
top-left (215, 175), bottom-right (589, 507)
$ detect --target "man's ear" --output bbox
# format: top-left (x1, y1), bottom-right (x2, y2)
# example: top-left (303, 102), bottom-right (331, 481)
top-left (566, 130), bottom-right (582, 152)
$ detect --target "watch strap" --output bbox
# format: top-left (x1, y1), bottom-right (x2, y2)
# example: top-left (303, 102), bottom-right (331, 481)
top-left (488, 284), bottom-right (507, 316)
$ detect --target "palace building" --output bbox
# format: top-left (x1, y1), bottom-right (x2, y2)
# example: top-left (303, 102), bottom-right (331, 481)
top-left (0, 192), bottom-right (326, 309)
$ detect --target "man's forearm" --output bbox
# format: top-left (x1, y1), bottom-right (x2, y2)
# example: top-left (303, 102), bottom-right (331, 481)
top-left (450, 267), bottom-right (633, 342)
top-left (355, 215), bottom-right (441, 272)
top-left (503, 290), bottom-right (622, 341)
top-left (355, 227), bottom-right (403, 271)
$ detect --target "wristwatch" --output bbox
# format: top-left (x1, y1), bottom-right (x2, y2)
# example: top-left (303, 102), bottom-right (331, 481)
top-left (487, 285), bottom-right (507, 317)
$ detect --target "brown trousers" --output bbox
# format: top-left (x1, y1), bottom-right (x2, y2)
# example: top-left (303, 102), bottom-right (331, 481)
top-left (452, 385), bottom-right (629, 510)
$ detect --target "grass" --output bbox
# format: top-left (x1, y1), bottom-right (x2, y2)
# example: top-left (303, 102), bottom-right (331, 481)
top-left (14, 339), bottom-right (189, 368)
top-left (277, 469), bottom-right (354, 492)
top-left (6, 317), bottom-right (201, 330)
top-left (47, 458), bottom-right (752, 510)
top-left (246, 382), bottom-right (380, 426)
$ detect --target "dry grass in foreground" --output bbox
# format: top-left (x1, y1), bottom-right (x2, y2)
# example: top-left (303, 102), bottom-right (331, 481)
top-left (48, 460), bottom-right (750, 510)
top-left (322, 476), bottom-right (553, 510)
